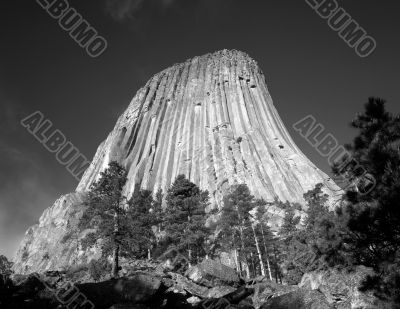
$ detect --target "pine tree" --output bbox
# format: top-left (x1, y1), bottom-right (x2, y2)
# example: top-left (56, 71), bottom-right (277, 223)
top-left (214, 200), bottom-right (243, 273)
top-left (334, 98), bottom-right (400, 305)
top-left (303, 183), bottom-right (328, 229)
top-left (303, 183), bottom-right (349, 269)
top-left (0, 255), bottom-right (13, 276)
top-left (216, 184), bottom-right (258, 279)
top-left (251, 222), bottom-right (266, 277)
top-left (279, 206), bottom-right (300, 240)
top-left (79, 161), bottom-right (127, 278)
top-left (124, 186), bottom-right (156, 259)
top-left (278, 203), bottom-right (302, 284)
top-left (164, 175), bottom-right (210, 266)
top-left (153, 189), bottom-right (164, 232)
top-left (277, 184), bottom-right (350, 284)
top-left (254, 202), bottom-right (275, 281)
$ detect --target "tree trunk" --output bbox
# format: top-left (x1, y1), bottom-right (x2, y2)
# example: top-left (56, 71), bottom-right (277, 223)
top-left (112, 245), bottom-right (119, 278)
top-left (235, 204), bottom-right (250, 279)
top-left (273, 244), bottom-right (282, 284)
top-left (252, 224), bottom-right (266, 276)
top-left (231, 234), bottom-right (241, 274)
top-left (238, 226), bottom-right (250, 279)
top-left (233, 248), bottom-right (241, 274)
top-left (260, 225), bottom-right (273, 281)
top-left (188, 247), bottom-right (192, 268)
top-left (112, 207), bottom-right (120, 278)
top-left (250, 251), bottom-right (256, 278)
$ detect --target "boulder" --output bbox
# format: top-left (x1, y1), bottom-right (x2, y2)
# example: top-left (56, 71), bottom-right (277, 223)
top-left (185, 259), bottom-right (240, 287)
top-left (206, 286), bottom-right (236, 298)
top-left (77, 272), bottom-right (162, 308)
top-left (299, 266), bottom-right (382, 308)
top-left (168, 273), bottom-right (209, 298)
top-left (198, 287), bottom-right (254, 309)
top-left (259, 288), bottom-right (332, 309)
top-left (251, 280), bottom-right (297, 308)
top-left (187, 296), bottom-right (201, 305)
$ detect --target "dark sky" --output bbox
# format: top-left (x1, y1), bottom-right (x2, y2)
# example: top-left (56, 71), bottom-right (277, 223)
top-left (0, 0), bottom-right (399, 259)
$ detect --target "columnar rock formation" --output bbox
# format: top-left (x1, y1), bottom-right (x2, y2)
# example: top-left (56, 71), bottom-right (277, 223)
top-left (13, 49), bottom-right (341, 273)
top-left (78, 49), bottom-right (340, 206)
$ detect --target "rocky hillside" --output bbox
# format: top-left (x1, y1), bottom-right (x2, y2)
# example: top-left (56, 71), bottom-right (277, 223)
top-left (13, 49), bottom-right (342, 274)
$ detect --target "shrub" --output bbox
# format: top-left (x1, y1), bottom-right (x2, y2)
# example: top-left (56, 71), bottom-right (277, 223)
top-left (21, 250), bottom-right (29, 262)
top-left (65, 263), bottom-right (89, 282)
top-left (88, 259), bottom-right (111, 282)
top-left (60, 233), bottom-right (72, 244)
top-left (0, 255), bottom-right (13, 275)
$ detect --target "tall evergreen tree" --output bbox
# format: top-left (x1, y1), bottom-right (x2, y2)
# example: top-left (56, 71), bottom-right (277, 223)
top-left (278, 203), bottom-right (302, 284)
top-left (164, 175), bottom-right (210, 266)
top-left (216, 184), bottom-right (258, 279)
top-left (279, 206), bottom-right (300, 240)
top-left (153, 189), bottom-right (164, 232)
top-left (255, 202), bottom-right (275, 281)
top-left (277, 184), bottom-right (349, 284)
top-left (124, 186), bottom-right (157, 259)
top-left (214, 200), bottom-right (243, 273)
top-left (0, 255), bottom-right (13, 275)
top-left (79, 161), bottom-right (127, 278)
top-left (334, 98), bottom-right (400, 305)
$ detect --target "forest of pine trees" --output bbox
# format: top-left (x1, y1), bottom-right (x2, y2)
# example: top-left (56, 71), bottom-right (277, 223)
top-left (79, 166), bottom-right (283, 281)
top-left (77, 97), bottom-right (400, 306)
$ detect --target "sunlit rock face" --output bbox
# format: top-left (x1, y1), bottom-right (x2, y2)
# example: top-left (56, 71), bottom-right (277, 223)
top-left (12, 192), bottom-right (101, 274)
top-left (13, 49), bottom-right (341, 274)
top-left (77, 49), bottom-right (341, 207)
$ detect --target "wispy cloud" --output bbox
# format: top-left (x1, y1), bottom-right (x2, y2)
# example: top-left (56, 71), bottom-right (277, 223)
top-left (105, 0), bottom-right (177, 21)
top-left (105, 0), bottom-right (144, 21)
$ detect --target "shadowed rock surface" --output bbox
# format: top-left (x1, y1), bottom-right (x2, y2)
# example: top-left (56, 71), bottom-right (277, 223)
top-left (259, 288), bottom-right (332, 309)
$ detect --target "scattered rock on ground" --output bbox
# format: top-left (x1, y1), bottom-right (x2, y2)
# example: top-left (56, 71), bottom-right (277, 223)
top-left (169, 273), bottom-right (209, 298)
top-left (260, 288), bottom-right (332, 309)
top-left (206, 285), bottom-right (236, 298)
top-left (77, 272), bottom-right (162, 308)
top-left (187, 296), bottom-right (201, 305)
top-left (299, 266), bottom-right (382, 308)
top-left (185, 259), bottom-right (240, 287)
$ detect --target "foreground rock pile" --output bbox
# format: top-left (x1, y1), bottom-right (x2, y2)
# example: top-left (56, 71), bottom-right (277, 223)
top-left (0, 260), bottom-right (385, 309)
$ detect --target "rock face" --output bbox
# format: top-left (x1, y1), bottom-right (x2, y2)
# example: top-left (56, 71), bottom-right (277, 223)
top-left (13, 49), bottom-right (341, 274)
top-left (77, 49), bottom-right (340, 207)
top-left (12, 192), bottom-right (101, 274)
